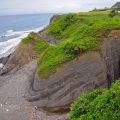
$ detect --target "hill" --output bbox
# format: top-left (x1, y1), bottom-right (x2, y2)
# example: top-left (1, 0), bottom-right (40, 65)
top-left (1, 10), bottom-right (120, 113)
top-left (111, 2), bottom-right (120, 9)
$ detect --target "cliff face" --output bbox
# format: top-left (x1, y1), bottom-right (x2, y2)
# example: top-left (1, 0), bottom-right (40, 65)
top-left (25, 30), bottom-right (120, 112)
top-left (0, 42), bottom-right (38, 75)
top-left (1, 30), bottom-right (120, 112)
top-left (103, 30), bottom-right (120, 87)
top-left (27, 52), bottom-right (107, 111)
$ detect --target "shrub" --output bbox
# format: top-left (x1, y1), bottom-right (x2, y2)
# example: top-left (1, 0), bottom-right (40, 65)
top-left (70, 89), bottom-right (104, 120)
top-left (70, 80), bottom-right (120, 120)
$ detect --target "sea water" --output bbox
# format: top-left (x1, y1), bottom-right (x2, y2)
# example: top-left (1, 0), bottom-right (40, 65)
top-left (0, 14), bottom-right (53, 58)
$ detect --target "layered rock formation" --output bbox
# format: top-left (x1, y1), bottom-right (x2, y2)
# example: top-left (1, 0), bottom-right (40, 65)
top-left (0, 42), bottom-right (38, 75)
top-left (27, 52), bottom-right (107, 112)
top-left (26, 30), bottom-right (120, 112)
top-left (103, 30), bottom-right (120, 87)
top-left (1, 30), bottom-right (120, 113)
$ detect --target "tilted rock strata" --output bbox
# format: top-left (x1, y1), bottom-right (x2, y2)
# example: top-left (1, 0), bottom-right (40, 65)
top-left (0, 42), bottom-right (38, 75)
top-left (27, 30), bottom-right (120, 111)
top-left (1, 30), bottom-right (120, 112)
top-left (102, 30), bottom-right (120, 87)
top-left (27, 52), bottom-right (107, 111)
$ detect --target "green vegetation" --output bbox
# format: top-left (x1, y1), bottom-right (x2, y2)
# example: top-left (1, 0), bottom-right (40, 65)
top-left (109, 9), bottom-right (120, 17)
top-left (22, 32), bottom-right (49, 54)
top-left (23, 11), bottom-right (120, 78)
top-left (70, 80), bottom-right (120, 120)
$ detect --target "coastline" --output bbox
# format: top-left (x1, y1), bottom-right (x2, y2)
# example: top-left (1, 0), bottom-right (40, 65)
top-left (0, 26), bottom-right (45, 59)
top-left (0, 26), bottom-right (46, 73)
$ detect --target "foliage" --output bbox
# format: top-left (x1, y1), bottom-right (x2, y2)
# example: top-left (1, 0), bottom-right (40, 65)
top-left (46, 13), bottom-right (77, 39)
top-left (70, 89), bottom-right (104, 120)
top-left (70, 80), bottom-right (120, 120)
top-left (23, 11), bottom-right (120, 78)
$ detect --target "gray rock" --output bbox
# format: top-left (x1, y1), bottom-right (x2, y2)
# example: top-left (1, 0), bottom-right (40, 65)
top-left (26, 30), bottom-right (120, 111)
top-left (27, 52), bottom-right (107, 111)
top-left (2, 30), bottom-right (120, 114)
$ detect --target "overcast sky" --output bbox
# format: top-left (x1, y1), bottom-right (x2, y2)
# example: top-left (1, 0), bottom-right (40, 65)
top-left (0, 0), bottom-right (119, 15)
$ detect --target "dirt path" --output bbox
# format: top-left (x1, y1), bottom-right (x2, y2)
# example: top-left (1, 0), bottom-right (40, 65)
top-left (0, 59), bottom-right (68, 120)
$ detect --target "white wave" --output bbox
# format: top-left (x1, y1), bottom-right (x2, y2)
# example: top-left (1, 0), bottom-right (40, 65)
top-left (0, 26), bottom-right (44, 58)
top-left (4, 27), bottom-right (44, 37)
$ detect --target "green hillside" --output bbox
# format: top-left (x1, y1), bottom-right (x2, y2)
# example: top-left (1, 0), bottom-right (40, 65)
top-left (23, 11), bottom-right (120, 78)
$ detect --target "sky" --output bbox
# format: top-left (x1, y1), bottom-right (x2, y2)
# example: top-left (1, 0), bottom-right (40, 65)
top-left (0, 0), bottom-right (119, 15)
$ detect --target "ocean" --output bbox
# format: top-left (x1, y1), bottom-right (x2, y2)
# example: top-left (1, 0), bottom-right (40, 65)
top-left (0, 13), bottom-right (53, 58)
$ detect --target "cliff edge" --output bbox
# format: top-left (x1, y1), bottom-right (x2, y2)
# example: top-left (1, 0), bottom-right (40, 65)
top-left (1, 11), bottom-right (120, 113)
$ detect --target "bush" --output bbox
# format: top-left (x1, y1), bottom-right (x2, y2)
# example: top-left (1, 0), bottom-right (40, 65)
top-left (70, 89), bottom-right (104, 120)
top-left (70, 80), bottom-right (120, 120)
top-left (63, 42), bottom-right (80, 55)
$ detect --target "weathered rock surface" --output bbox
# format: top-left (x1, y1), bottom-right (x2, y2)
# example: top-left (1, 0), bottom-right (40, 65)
top-left (1, 30), bottom-right (120, 114)
top-left (26, 30), bottom-right (120, 111)
top-left (0, 55), bottom-right (10, 65)
top-left (38, 28), bottom-right (60, 45)
top-left (103, 30), bottom-right (120, 87)
top-left (0, 42), bottom-right (38, 75)
top-left (27, 52), bottom-right (107, 111)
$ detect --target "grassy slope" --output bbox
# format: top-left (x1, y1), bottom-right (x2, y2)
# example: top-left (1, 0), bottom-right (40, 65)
top-left (22, 32), bottom-right (49, 54)
top-left (23, 11), bottom-right (120, 78)
top-left (70, 80), bottom-right (120, 120)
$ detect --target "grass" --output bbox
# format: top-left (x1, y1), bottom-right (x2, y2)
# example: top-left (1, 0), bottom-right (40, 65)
top-left (22, 32), bottom-right (49, 54)
top-left (23, 11), bottom-right (120, 78)
top-left (70, 80), bottom-right (120, 120)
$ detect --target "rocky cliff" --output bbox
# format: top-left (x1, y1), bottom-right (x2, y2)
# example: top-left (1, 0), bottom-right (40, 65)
top-left (0, 42), bottom-right (38, 75)
top-left (27, 30), bottom-right (120, 112)
top-left (1, 30), bottom-right (120, 113)
top-left (1, 9), bottom-right (120, 114)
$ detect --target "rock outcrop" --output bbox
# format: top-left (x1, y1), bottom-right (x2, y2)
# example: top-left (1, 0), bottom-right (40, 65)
top-left (0, 42), bottom-right (38, 75)
top-left (103, 30), bottom-right (120, 87)
top-left (26, 30), bottom-right (120, 112)
top-left (1, 30), bottom-right (120, 113)
top-left (27, 52), bottom-right (107, 112)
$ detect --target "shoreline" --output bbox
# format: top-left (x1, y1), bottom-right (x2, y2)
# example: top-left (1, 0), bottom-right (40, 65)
top-left (0, 26), bottom-right (46, 60)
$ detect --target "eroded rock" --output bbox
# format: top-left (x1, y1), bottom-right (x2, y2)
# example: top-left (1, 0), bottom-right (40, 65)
top-left (27, 52), bottom-right (107, 111)
top-left (26, 30), bottom-right (120, 112)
